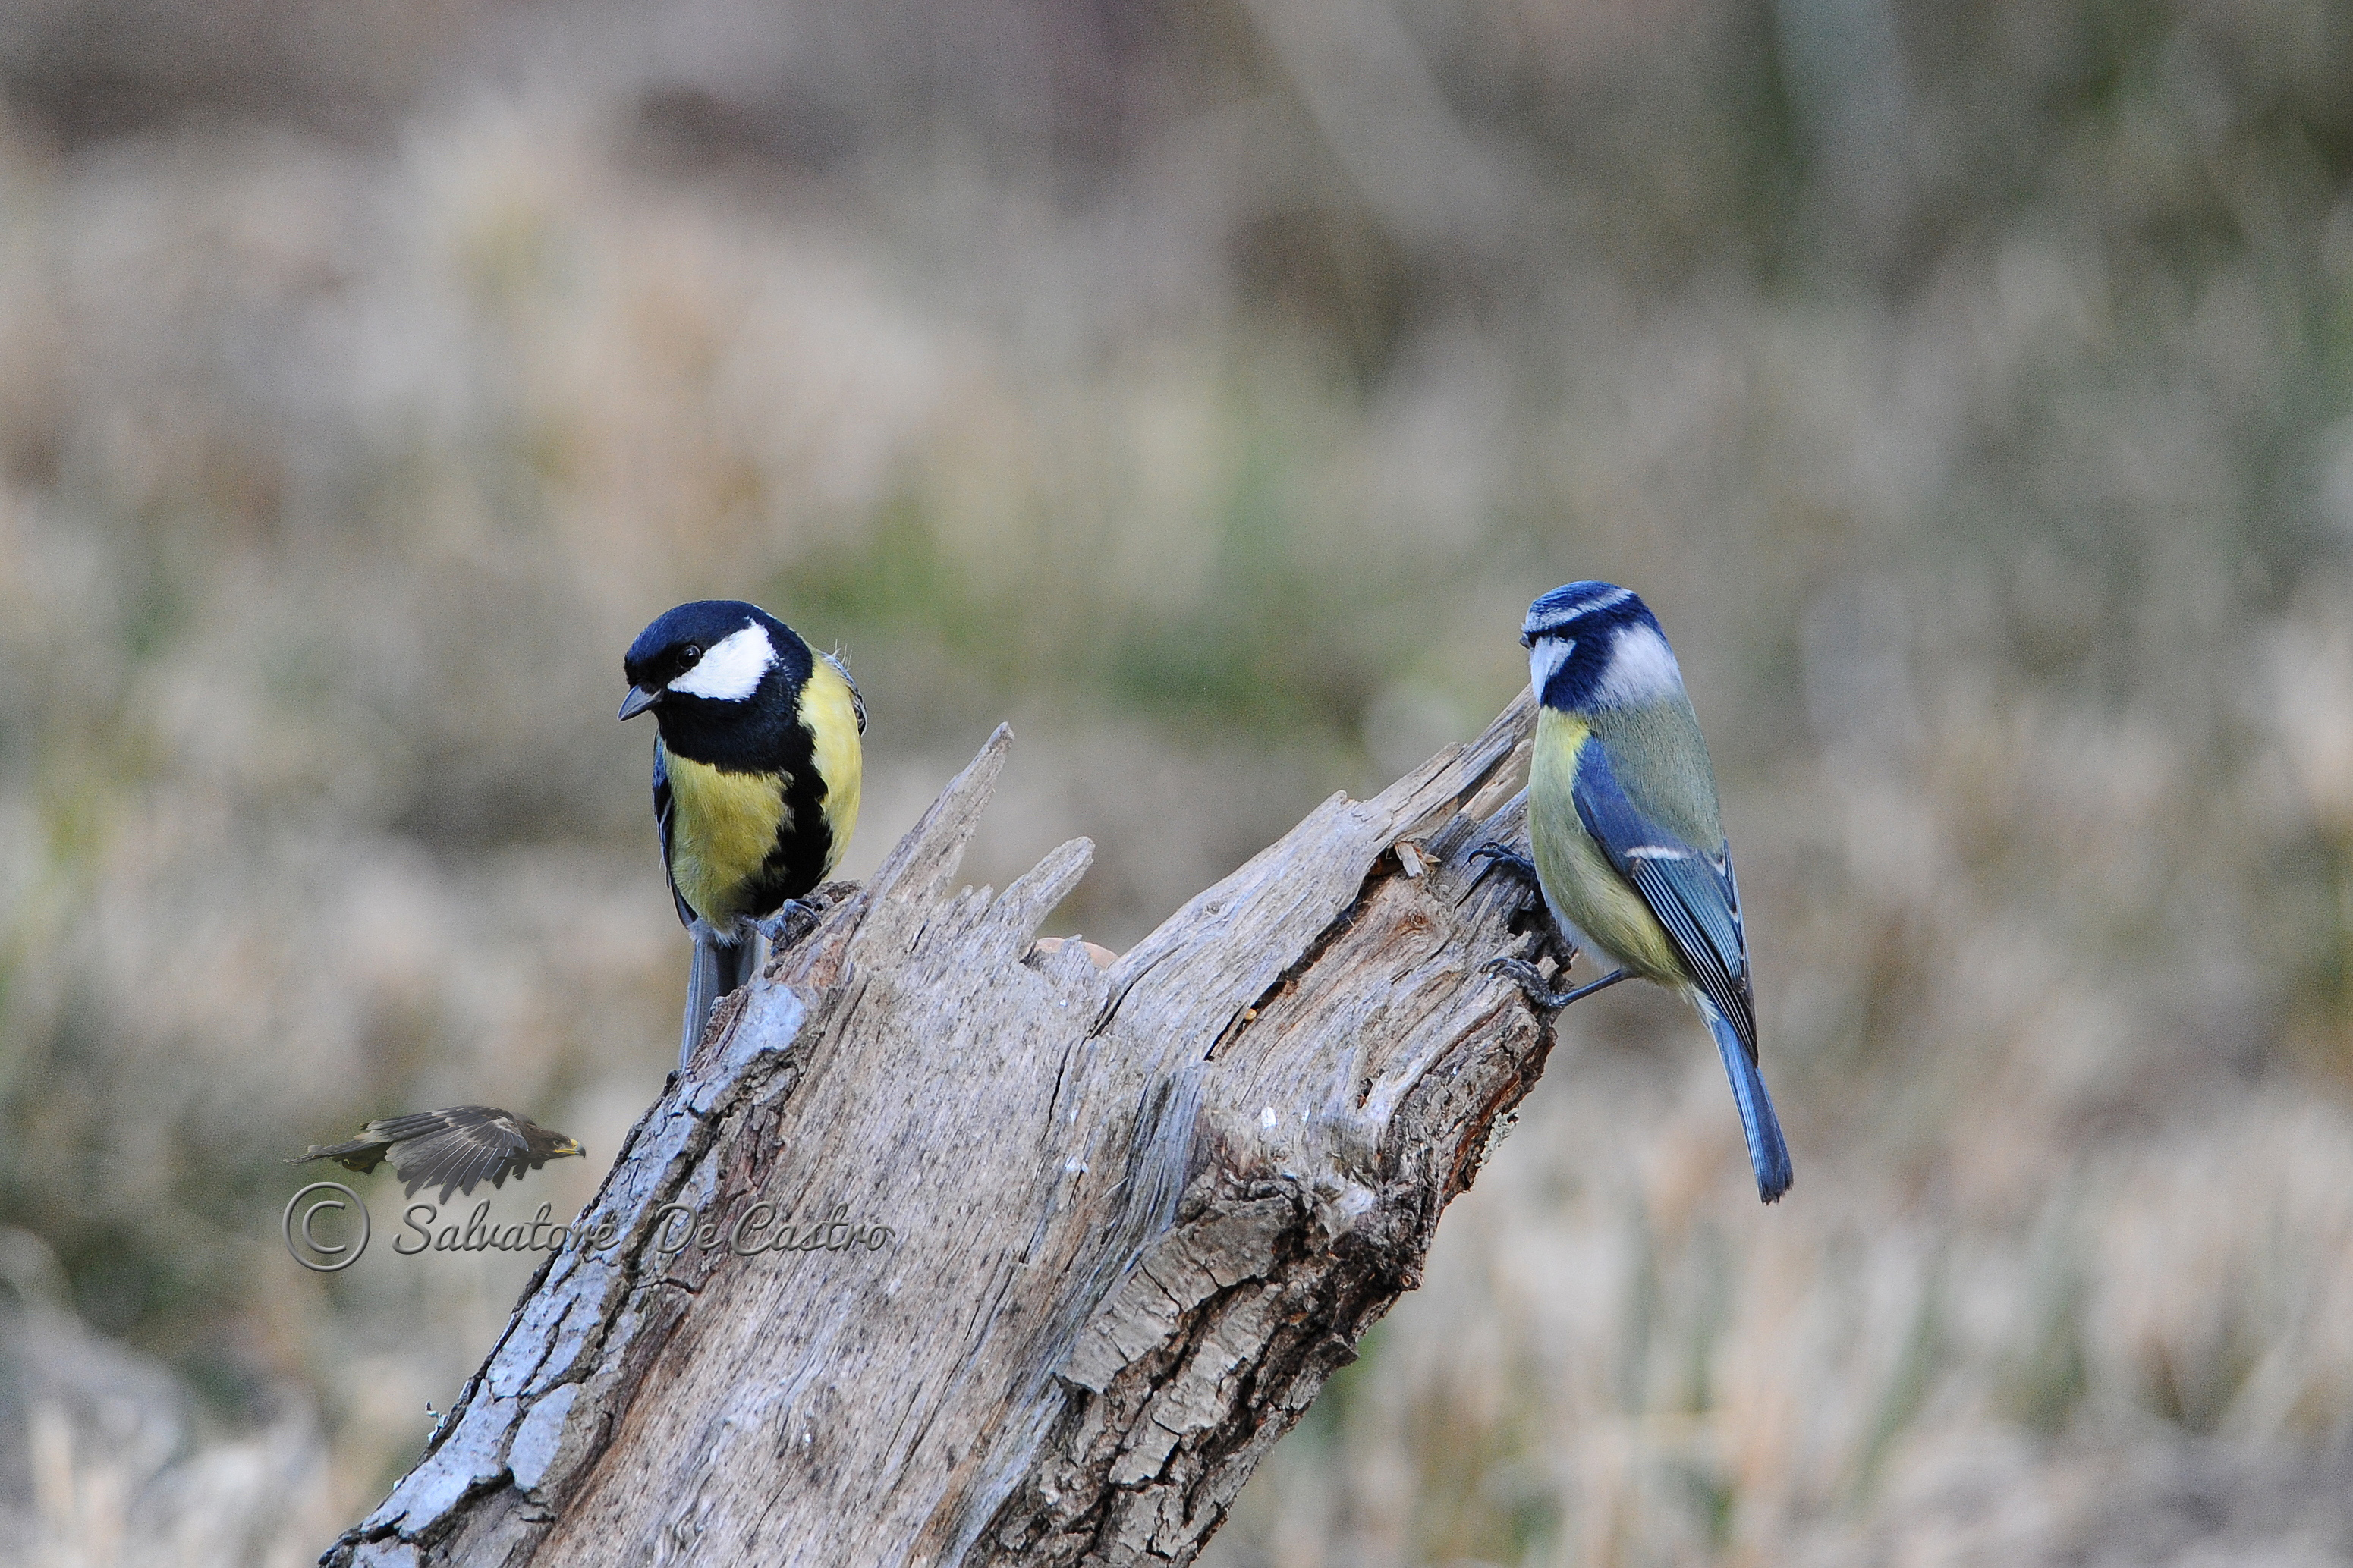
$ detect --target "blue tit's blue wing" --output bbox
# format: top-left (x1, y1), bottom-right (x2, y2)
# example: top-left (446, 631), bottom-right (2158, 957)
top-left (652, 740), bottom-right (697, 930)
top-left (1573, 738), bottom-right (1788, 1200)
top-left (1568, 739), bottom-right (1759, 1064)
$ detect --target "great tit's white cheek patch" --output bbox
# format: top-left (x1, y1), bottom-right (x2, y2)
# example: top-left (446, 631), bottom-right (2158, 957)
top-left (1594, 624), bottom-right (1682, 707)
top-left (670, 623), bottom-right (775, 701)
top-left (1528, 637), bottom-right (1574, 696)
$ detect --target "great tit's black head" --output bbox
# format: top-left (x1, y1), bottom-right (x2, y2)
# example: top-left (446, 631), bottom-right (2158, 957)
top-left (619, 600), bottom-right (810, 721)
top-left (1521, 580), bottom-right (1685, 712)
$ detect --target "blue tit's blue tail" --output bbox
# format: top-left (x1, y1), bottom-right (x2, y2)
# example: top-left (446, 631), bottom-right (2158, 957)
top-left (681, 924), bottom-right (756, 1071)
top-left (1701, 999), bottom-right (1793, 1203)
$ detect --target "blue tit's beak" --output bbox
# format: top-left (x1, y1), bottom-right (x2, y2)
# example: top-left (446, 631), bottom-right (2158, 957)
top-left (618, 684), bottom-right (663, 721)
top-left (1518, 630), bottom-right (1533, 649)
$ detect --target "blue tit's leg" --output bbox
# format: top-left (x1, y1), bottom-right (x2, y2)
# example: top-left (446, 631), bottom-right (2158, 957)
top-left (755, 899), bottom-right (820, 952)
top-left (1484, 957), bottom-right (1628, 1015)
top-left (681, 924), bottom-right (757, 1072)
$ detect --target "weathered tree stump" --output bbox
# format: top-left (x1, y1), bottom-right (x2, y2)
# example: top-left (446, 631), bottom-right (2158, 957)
top-left (325, 690), bottom-right (1556, 1566)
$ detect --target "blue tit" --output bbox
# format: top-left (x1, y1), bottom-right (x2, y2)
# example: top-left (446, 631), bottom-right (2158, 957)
top-left (1477, 581), bottom-right (1792, 1202)
top-left (620, 601), bottom-right (865, 1070)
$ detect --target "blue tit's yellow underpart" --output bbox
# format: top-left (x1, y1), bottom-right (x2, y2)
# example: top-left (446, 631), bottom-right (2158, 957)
top-left (1528, 706), bottom-right (1688, 986)
top-left (661, 655), bottom-right (864, 931)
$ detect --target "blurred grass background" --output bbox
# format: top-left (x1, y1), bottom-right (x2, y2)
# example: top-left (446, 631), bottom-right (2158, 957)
top-left (0, 0), bottom-right (2350, 1562)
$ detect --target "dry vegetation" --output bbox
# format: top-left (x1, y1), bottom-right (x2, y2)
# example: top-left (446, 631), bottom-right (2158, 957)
top-left (0, 0), bottom-right (2350, 1563)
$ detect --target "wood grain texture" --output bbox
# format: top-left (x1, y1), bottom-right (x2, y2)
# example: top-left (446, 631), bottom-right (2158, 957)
top-left (323, 690), bottom-right (1556, 1568)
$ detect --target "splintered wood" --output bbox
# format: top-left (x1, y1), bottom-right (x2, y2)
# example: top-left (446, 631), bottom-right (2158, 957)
top-left (326, 692), bottom-right (1550, 1568)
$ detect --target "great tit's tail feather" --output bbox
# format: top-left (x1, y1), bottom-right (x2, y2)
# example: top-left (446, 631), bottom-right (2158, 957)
top-left (1702, 1000), bottom-right (1793, 1203)
top-left (681, 926), bottom-right (756, 1072)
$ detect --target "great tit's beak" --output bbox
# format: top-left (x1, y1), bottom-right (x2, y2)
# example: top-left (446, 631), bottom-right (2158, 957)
top-left (618, 684), bottom-right (662, 721)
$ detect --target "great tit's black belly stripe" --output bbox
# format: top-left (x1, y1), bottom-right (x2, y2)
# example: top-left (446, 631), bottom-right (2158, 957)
top-left (661, 718), bottom-right (837, 932)
top-left (760, 748), bottom-right (837, 903)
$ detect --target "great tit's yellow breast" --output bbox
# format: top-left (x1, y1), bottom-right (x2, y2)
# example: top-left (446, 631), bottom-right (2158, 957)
top-left (665, 754), bottom-right (789, 927)
top-left (1529, 707), bottom-right (1686, 985)
top-left (801, 656), bottom-right (864, 877)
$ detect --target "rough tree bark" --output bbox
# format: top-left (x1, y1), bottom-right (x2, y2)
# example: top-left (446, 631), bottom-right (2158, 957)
top-left (324, 690), bottom-right (1562, 1567)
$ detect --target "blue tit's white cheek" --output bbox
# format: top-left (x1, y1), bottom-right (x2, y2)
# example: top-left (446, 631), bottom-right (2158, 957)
top-left (1528, 636), bottom-right (1574, 696)
top-left (670, 623), bottom-right (776, 701)
top-left (1592, 624), bottom-right (1683, 708)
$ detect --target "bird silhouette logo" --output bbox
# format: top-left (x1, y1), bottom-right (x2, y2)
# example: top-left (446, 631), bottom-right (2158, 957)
top-left (289, 1106), bottom-right (587, 1203)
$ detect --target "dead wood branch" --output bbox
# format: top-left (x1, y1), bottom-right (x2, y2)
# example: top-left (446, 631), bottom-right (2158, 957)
top-left (325, 690), bottom-right (1554, 1567)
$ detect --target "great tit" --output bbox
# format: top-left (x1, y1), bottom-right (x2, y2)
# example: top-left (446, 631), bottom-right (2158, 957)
top-left (620, 600), bottom-right (865, 1070)
top-left (1477, 582), bottom-right (1793, 1203)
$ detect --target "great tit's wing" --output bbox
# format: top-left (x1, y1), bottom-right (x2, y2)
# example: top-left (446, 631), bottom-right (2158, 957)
top-left (823, 650), bottom-right (867, 734)
top-left (652, 740), bottom-right (697, 930)
top-left (382, 1107), bottom-right (532, 1201)
top-left (1570, 740), bottom-right (1759, 1063)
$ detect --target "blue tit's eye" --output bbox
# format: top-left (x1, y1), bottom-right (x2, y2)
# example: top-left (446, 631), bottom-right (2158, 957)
top-left (683, 643), bottom-right (702, 664)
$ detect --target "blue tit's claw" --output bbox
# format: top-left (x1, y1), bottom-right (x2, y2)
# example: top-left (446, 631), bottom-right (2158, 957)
top-left (1471, 841), bottom-right (1541, 888)
top-left (757, 900), bottom-right (820, 951)
top-left (1484, 955), bottom-right (1629, 1015)
top-left (1483, 954), bottom-right (1572, 1013)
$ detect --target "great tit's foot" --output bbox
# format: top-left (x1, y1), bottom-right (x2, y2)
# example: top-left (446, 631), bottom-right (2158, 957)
top-left (1471, 841), bottom-right (1541, 888)
top-left (757, 900), bottom-right (820, 951)
top-left (1483, 956), bottom-right (1629, 1015)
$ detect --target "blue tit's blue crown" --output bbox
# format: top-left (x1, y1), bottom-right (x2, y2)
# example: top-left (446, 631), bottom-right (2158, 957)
top-left (1522, 581), bottom-right (1640, 643)
top-left (1522, 581), bottom-right (1686, 712)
